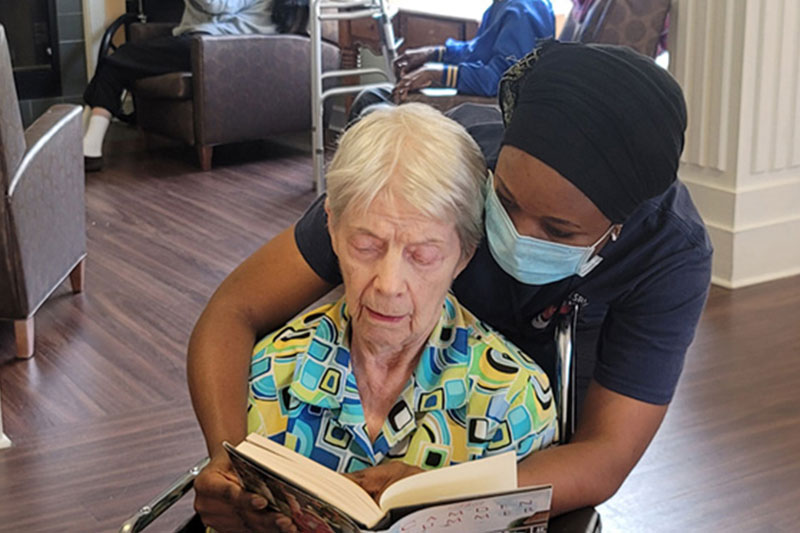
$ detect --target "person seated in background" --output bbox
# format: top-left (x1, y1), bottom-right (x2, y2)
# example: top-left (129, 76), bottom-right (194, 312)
top-left (191, 104), bottom-right (558, 533)
top-left (82, 0), bottom-right (275, 172)
top-left (395, 0), bottom-right (555, 98)
top-left (349, 0), bottom-right (555, 119)
top-left (561, 0), bottom-right (670, 58)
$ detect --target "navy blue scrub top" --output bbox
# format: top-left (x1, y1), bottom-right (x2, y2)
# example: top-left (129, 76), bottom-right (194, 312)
top-left (295, 181), bottom-right (712, 406)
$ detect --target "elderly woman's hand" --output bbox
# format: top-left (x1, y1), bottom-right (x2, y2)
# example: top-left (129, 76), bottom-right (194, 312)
top-left (344, 462), bottom-right (424, 502)
top-left (193, 454), bottom-right (297, 533)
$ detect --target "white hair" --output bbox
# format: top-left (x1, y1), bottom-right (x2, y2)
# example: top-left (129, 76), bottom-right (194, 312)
top-left (326, 103), bottom-right (487, 257)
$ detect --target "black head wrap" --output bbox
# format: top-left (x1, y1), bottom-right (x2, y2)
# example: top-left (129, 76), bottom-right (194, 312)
top-left (499, 40), bottom-right (687, 223)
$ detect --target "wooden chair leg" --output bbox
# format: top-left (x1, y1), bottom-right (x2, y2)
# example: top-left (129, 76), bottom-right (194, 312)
top-left (14, 317), bottom-right (34, 359)
top-left (197, 145), bottom-right (213, 171)
top-left (69, 258), bottom-right (86, 294)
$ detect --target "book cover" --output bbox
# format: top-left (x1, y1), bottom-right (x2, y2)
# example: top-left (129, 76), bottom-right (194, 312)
top-left (227, 443), bottom-right (364, 533)
top-left (378, 488), bottom-right (550, 533)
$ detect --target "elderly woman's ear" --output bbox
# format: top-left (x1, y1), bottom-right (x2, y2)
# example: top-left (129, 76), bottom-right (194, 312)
top-left (454, 244), bottom-right (477, 279)
top-left (324, 199), bottom-right (339, 253)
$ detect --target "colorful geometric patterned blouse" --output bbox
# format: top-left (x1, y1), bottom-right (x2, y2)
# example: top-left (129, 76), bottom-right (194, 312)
top-left (247, 293), bottom-right (557, 474)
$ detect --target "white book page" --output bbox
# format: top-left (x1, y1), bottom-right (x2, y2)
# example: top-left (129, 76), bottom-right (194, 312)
top-left (419, 87), bottom-right (458, 97)
top-left (379, 452), bottom-right (517, 512)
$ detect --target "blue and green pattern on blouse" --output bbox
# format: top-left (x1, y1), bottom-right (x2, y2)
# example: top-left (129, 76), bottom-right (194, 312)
top-left (247, 293), bottom-right (557, 474)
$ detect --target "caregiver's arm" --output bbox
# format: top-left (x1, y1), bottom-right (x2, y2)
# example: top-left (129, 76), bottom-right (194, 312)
top-left (188, 225), bottom-right (334, 458)
top-left (517, 380), bottom-right (667, 515)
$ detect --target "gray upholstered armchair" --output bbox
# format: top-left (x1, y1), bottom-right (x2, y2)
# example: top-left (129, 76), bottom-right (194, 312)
top-left (0, 25), bottom-right (86, 359)
top-left (559, 0), bottom-right (671, 58)
top-left (128, 23), bottom-right (341, 171)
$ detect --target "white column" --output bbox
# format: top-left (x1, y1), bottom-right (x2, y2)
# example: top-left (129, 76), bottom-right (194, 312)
top-left (671, 0), bottom-right (800, 288)
top-left (82, 0), bottom-right (127, 79)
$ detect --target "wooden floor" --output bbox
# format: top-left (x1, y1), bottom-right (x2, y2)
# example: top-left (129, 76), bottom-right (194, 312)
top-left (1, 129), bottom-right (798, 532)
top-left (598, 274), bottom-right (800, 532)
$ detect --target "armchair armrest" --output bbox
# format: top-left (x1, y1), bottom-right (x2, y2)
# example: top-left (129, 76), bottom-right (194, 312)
top-left (129, 22), bottom-right (178, 43)
top-left (6, 104), bottom-right (85, 313)
top-left (191, 34), bottom-right (340, 146)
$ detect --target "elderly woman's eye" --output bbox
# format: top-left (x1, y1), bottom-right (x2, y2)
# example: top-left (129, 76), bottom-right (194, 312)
top-left (353, 244), bottom-right (379, 254)
top-left (350, 236), bottom-right (383, 257)
top-left (410, 246), bottom-right (441, 265)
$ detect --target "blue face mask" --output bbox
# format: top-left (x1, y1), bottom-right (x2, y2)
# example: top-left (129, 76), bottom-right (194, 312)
top-left (484, 172), bottom-right (616, 285)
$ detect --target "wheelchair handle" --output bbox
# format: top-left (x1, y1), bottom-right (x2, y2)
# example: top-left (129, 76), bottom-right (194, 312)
top-left (119, 457), bottom-right (210, 533)
top-left (555, 304), bottom-right (579, 444)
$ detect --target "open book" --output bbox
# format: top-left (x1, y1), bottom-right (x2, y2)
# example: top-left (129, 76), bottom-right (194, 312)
top-left (224, 433), bottom-right (552, 533)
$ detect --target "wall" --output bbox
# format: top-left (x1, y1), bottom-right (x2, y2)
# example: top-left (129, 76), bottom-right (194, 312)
top-left (17, 0), bottom-right (90, 126)
top-left (82, 0), bottom-right (125, 80)
top-left (671, 0), bottom-right (800, 288)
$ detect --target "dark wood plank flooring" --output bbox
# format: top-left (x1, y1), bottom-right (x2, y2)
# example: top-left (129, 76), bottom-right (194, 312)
top-left (598, 274), bottom-right (800, 532)
top-left (1, 128), bottom-right (799, 532)
top-left (0, 131), bottom-right (318, 532)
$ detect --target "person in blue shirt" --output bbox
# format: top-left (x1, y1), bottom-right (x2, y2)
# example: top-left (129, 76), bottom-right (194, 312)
top-left (187, 41), bottom-right (712, 522)
top-left (393, 0), bottom-right (555, 99)
top-left (349, 0), bottom-right (554, 120)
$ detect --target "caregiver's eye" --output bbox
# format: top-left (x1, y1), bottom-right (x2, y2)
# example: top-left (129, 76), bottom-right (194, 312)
top-left (543, 224), bottom-right (575, 240)
top-left (497, 188), bottom-right (518, 211)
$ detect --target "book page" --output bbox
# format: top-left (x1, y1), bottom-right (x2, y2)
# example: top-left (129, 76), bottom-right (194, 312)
top-left (378, 452), bottom-right (517, 512)
top-left (379, 486), bottom-right (552, 533)
top-left (235, 438), bottom-right (384, 527)
top-left (419, 87), bottom-right (459, 97)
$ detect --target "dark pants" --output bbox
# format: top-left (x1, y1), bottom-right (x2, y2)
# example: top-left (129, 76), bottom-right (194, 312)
top-left (83, 35), bottom-right (193, 116)
top-left (347, 86), bottom-right (393, 124)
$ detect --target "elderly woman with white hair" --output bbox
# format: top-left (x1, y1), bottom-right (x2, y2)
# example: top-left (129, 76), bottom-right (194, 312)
top-left (191, 104), bottom-right (557, 532)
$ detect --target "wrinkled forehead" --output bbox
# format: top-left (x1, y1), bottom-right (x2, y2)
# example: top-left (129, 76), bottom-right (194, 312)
top-left (334, 181), bottom-right (450, 227)
top-left (337, 188), bottom-right (454, 234)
